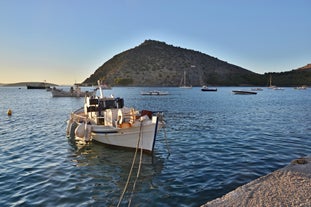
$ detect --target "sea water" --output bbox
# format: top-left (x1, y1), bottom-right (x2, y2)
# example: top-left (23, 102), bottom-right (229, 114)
top-left (0, 86), bottom-right (310, 207)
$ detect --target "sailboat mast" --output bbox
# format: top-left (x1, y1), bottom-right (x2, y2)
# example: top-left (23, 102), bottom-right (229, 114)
top-left (97, 80), bottom-right (104, 98)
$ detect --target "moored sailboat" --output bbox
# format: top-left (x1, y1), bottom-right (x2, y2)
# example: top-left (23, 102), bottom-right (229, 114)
top-left (179, 70), bottom-right (192, 88)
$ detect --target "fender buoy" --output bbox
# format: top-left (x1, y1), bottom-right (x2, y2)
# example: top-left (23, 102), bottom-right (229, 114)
top-left (75, 123), bottom-right (85, 138)
top-left (120, 122), bottom-right (131, 128)
top-left (84, 124), bottom-right (92, 141)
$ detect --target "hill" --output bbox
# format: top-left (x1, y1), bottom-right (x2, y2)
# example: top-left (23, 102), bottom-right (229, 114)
top-left (297, 64), bottom-right (311, 71)
top-left (83, 40), bottom-right (310, 86)
top-left (265, 64), bottom-right (311, 86)
top-left (83, 40), bottom-right (263, 86)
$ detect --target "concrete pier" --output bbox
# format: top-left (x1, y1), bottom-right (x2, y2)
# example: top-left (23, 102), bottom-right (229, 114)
top-left (202, 157), bottom-right (311, 207)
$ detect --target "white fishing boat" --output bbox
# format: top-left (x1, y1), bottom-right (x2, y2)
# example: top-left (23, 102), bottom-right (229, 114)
top-left (51, 85), bottom-right (97, 97)
top-left (66, 81), bottom-right (164, 152)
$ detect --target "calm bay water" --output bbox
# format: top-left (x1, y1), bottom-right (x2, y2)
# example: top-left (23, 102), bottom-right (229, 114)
top-left (0, 86), bottom-right (310, 207)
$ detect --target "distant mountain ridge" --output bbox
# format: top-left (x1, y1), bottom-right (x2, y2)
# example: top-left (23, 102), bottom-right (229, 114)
top-left (83, 40), bottom-right (310, 86)
top-left (1, 82), bottom-right (58, 87)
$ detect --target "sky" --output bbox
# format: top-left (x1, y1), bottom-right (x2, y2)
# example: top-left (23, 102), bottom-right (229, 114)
top-left (0, 0), bottom-right (310, 85)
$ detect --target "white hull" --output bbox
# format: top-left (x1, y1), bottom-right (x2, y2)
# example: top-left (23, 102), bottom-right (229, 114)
top-left (91, 120), bottom-right (159, 152)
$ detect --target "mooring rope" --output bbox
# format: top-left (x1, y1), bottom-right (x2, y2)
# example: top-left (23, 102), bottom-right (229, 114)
top-left (127, 122), bottom-right (144, 207)
top-left (117, 120), bottom-right (144, 207)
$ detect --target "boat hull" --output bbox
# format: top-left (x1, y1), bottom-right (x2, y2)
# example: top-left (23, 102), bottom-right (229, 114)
top-left (232, 90), bottom-right (257, 95)
top-left (201, 88), bottom-right (217, 91)
top-left (67, 115), bottom-right (161, 152)
top-left (27, 85), bottom-right (50, 89)
top-left (91, 121), bottom-right (159, 152)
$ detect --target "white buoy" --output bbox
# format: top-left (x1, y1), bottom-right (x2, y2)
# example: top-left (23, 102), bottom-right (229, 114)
top-left (75, 123), bottom-right (85, 138)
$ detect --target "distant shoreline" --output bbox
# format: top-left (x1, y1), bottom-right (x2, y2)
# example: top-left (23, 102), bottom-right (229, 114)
top-left (0, 84), bottom-right (309, 88)
top-left (0, 82), bottom-right (58, 87)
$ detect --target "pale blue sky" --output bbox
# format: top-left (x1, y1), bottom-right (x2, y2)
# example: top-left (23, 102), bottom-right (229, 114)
top-left (0, 0), bottom-right (310, 84)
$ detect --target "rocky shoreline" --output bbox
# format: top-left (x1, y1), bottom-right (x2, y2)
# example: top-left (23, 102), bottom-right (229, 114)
top-left (201, 157), bottom-right (311, 207)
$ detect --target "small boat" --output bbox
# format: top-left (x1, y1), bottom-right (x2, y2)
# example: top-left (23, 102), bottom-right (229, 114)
top-left (273, 87), bottom-right (285, 90)
top-left (267, 75), bottom-right (284, 90)
top-left (51, 85), bottom-right (97, 97)
top-left (201, 85), bottom-right (217, 92)
top-left (267, 74), bottom-right (276, 89)
top-left (251, 88), bottom-right (263, 91)
top-left (141, 90), bottom-right (169, 95)
top-left (66, 81), bottom-right (165, 152)
top-left (27, 82), bottom-right (50, 89)
top-left (294, 85), bottom-right (307, 90)
top-left (232, 90), bottom-right (257, 95)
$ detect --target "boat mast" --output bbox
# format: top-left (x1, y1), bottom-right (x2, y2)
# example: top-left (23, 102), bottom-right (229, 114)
top-left (98, 80), bottom-right (104, 98)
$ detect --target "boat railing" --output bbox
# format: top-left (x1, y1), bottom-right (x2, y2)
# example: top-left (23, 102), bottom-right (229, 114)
top-left (70, 112), bottom-right (88, 123)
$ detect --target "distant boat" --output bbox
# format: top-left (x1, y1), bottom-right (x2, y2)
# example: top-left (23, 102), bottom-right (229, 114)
top-left (141, 90), bottom-right (169, 95)
top-left (273, 87), bottom-right (284, 90)
top-left (268, 75), bottom-right (276, 89)
top-left (251, 88), bottom-right (263, 91)
top-left (51, 85), bottom-right (97, 97)
top-left (201, 85), bottom-right (217, 92)
top-left (268, 75), bottom-right (284, 90)
top-left (294, 85), bottom-right (307, 90)
top-left (179, 70), bottom-right (192, 88)
top-left (232, 90), bottom-right (257, 95)
top-left (26, 82), bottom-right (50, 89)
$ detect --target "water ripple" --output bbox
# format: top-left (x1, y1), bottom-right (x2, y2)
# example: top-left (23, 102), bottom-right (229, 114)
top-left (0, 87), bottom-right (311, 206)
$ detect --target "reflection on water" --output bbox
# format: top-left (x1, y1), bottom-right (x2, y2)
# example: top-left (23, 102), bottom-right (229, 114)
top-left (67, 139), bottom-right (165, 206)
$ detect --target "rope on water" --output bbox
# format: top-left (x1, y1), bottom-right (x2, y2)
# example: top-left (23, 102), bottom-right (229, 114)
top-left (117, 120), bottom-right (144, 207)
top-left (128, 122), bottom-right (144, 207)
